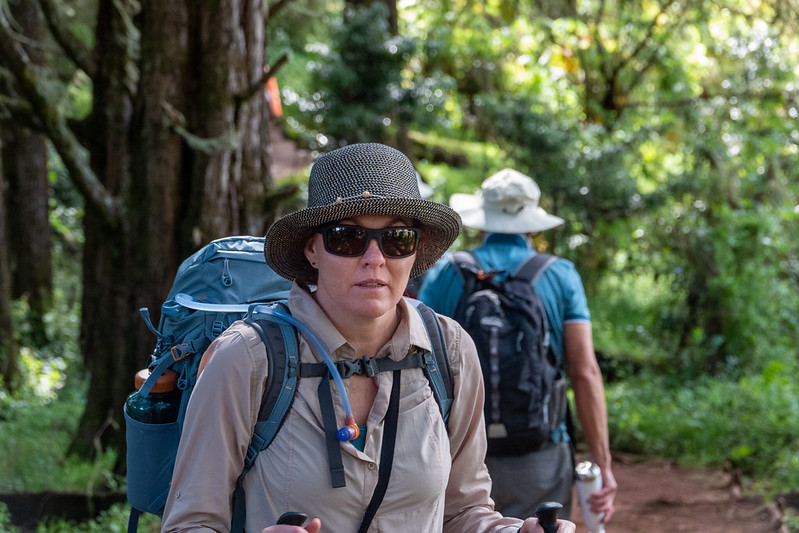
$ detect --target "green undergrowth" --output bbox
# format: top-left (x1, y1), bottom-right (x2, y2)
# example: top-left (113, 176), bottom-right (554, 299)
top-left (604, 360), bottom-right (799, 498)
top-left (0, 501), bottom-right (160, 533)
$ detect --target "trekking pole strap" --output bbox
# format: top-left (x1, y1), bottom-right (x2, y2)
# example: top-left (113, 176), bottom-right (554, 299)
top-left (357, 370), bottom-right (401, 533)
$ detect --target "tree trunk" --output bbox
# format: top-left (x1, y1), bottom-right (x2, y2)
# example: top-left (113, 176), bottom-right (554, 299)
top-left (0, 141), bottom-right (21, 393)
top-left (2, 125), bottom-right (52, 345)
top-left (68, 0), bottom-right (274, 458)
top-left (1, 0), bottom-right (53, 346)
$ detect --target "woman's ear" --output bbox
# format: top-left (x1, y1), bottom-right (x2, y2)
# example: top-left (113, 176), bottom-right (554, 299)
top-left (304, 234), bottom-right (320, 268)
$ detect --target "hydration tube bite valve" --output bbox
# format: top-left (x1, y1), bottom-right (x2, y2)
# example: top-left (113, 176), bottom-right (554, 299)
top-left (336, 416), bottom-right (360, 442)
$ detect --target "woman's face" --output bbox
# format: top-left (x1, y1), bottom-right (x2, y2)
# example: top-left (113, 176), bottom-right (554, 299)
top-left (304, 214), bottom-right (417, 322)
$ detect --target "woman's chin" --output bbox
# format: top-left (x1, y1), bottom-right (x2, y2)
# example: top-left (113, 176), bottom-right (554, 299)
top-left (349, 298), bottom-right (397, 320)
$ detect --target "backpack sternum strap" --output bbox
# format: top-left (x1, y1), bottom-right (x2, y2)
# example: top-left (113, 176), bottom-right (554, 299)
top-left (300, 352), bottom-right (429, 380)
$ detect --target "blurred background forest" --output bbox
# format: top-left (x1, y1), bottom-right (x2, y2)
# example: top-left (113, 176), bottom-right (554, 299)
top-left (0, 0), bottom-right (798, 530)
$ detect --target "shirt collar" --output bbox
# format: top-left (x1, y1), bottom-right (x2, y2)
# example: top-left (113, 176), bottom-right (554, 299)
top-left (482, 232), bottom-right (531, 248)
top-left (287, 284), bottom-right (431, 362)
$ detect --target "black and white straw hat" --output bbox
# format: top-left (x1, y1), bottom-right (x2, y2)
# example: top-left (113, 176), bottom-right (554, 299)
top-left (264, 143), bottom-right (462, 283)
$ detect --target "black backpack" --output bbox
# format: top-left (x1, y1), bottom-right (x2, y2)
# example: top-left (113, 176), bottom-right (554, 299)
top-left (451, 251), bottom-right (567, 457)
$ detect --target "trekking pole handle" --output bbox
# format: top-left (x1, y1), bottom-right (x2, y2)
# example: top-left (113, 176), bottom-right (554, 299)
top-left (534, 501), bottom-right (562, 533)
top-left (276, 511), bottom-right (309, 527)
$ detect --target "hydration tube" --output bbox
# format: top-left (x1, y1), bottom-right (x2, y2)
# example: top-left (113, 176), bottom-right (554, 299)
top-left (174, 293), bottom-right (359, 441)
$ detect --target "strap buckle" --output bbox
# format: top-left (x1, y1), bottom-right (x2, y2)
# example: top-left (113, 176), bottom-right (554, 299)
top-left (334, 359), bottom-right (361, 379)
top-left (334, 356), bottom-right (379, 379)
top-left (170, 344), bottom-right (191, 361)
top-left (360, 356), bottom-right (379, 378)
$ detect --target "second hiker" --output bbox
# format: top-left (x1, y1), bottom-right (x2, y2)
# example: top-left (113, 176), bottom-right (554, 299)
top-left (419, 168), bottom-right (617, 526)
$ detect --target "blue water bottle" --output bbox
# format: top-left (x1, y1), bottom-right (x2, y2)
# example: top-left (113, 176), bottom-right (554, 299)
top-left (125, 368), bottom-right (181, 424)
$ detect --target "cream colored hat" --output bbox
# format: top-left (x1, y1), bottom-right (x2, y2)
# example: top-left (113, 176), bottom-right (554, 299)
top-left (449, 168), bottom-right (564, 233)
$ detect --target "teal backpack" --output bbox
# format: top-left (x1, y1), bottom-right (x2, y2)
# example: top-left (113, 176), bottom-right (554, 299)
top-left (124, 235), bottom-right (453, 532)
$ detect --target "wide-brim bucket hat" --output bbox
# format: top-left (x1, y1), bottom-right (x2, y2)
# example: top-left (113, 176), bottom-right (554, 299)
top-left (264, 143), bottom-right (462, 283)
top-left (449, 168), bottom-right (564, 234)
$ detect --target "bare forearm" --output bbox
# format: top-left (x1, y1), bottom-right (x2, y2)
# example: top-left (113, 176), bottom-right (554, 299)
top-left (563, 323), bottom-right (611, 470)
top-left (572, 368), bottom-right (611, 470)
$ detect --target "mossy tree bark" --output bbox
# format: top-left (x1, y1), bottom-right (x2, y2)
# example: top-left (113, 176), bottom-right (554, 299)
top-left (0, 0), bottom-right (276, 458)
top-left (0, 0), bottom-right (53, 349)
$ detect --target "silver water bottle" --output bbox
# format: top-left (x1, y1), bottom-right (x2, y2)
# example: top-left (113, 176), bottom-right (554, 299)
top-left (575, 461), bottom-right (606, 533)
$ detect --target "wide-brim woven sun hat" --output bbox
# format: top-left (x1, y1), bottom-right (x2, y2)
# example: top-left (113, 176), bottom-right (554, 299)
top-left (449, 168), bottom-right (564, 234)
top-left (265, 143), bottom-right (462, 283)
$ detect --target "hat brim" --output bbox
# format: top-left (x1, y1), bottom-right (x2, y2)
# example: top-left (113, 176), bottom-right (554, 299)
top-left (450, 192), bottom-right (564, 234)
top-left (265, 197), bottom-right (461, 283)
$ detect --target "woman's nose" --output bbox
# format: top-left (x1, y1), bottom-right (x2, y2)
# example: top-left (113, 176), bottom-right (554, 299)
top-left (362, 237), bottom-right (386, 262)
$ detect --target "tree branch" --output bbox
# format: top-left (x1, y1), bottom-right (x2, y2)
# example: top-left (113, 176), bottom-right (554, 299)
top-left (36, 0), bottom-right (96, 78)
top-left (236, 52), bottom-right (288, 104)
top-left (0, 93), bottom-right (39, 130)
top-left (610, 1), bottom-right (665, 82)
top-left (267, 0), bottom-right (293, 21)
top-left (0, 10), bottom-right (122, 229)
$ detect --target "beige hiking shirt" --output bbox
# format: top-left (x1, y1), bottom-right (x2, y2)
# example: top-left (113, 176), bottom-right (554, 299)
top-left (162, 284), bottom-right (524, 532)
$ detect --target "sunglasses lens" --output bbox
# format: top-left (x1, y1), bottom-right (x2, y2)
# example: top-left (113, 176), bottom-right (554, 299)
top-left (319, 225), bottom-right (419, 258)
top-left (324, 226), bottom-right (367, 256)
top-left (381, 228), bottom-right (418, 257)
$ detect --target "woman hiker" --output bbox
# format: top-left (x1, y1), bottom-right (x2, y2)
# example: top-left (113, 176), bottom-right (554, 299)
top-left (161, 143), bottom-right (576, 533)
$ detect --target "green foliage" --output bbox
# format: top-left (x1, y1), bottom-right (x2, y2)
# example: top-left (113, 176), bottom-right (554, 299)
top-left (268, 0), bottom-right (342, 58)
top-left (590, 270), bottom-right (675, 372)
top-left (0, 503), bottom-right (161, 533)
top-left (0, 169), bottom-right (104, 496)
top-left (285, 3), bottom-right (416, 148)
top-left (0, 373), bottom-right (120, 493)
top-left (0, 502), bottom-right (16, 533)
top-left (606, 361), bottom-right (799, 494)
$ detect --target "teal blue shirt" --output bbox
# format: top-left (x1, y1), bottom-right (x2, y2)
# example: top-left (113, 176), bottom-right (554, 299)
top-left (418, 233), bottom-right (592, 441)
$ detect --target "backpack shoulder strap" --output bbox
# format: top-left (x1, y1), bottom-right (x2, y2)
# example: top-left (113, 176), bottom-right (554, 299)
top-left (249, 303), bottom-right (301, 445)
top-left (450, 249), bottom-right (479, 269)
top-left (231, 302), bottom-right (300, 533)
top-left (406, 299), bottom-right (454, 424)
top-left (449, 250), bottom-right (489, 321)
top-left (512, 253), bottom-right (558, 285)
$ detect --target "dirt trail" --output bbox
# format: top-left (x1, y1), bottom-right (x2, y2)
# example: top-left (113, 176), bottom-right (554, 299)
top-left (570, 454), bottom-right (776, 532)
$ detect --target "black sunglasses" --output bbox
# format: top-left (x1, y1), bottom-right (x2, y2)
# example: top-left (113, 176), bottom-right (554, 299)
top-left (314, 224), bottom-right (421, 258)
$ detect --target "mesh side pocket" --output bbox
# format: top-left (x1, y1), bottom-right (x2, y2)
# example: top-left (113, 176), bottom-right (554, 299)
top-left (124, 405), bottom-right (180, 515)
